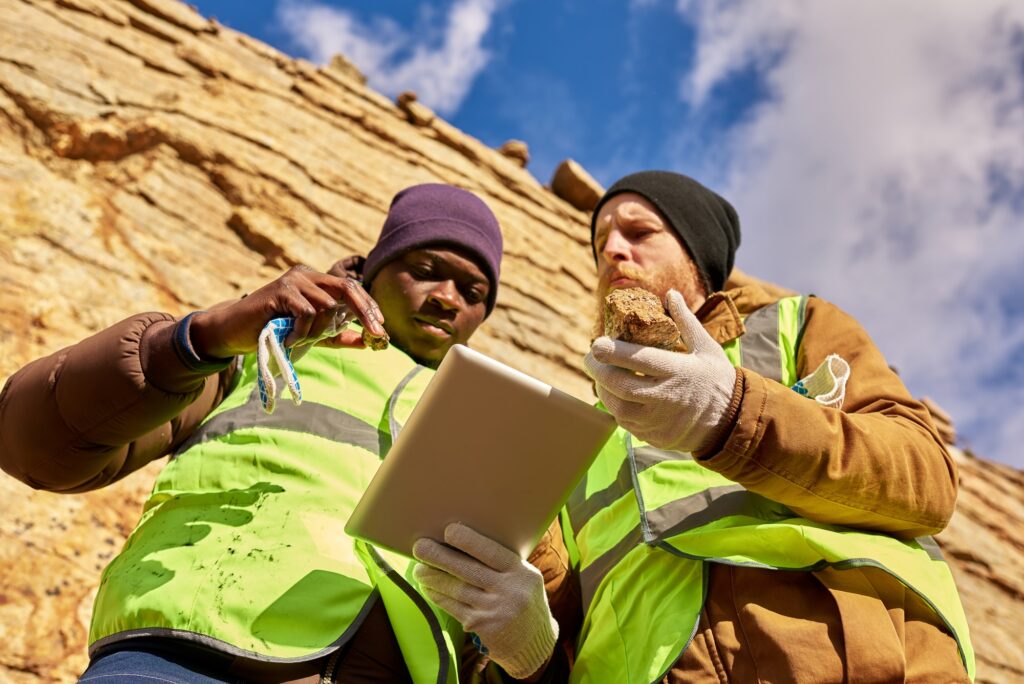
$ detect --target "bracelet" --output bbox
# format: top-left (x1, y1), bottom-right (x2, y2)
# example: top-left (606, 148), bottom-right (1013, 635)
top-left (172, 311), bottom-right (234, 373)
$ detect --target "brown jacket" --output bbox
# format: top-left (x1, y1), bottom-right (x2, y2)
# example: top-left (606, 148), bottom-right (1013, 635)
top-left (0, 313), bottom-right (233, 492)
top-left (0, 312), bottom-right (578, 681)
top-left (540, 284), bottom-right (968, 683)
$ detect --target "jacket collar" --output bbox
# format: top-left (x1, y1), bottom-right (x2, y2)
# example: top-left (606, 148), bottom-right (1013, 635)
top-left (696, 291), bottom-right (745, 345)
top-left (697, 284), bottom-right (784, 345)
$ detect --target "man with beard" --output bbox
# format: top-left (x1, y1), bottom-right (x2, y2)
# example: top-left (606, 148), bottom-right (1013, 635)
top-left (413, 171), bottom-right (974, 683)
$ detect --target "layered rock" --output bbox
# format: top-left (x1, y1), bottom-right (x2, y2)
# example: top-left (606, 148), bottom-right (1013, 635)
top-left (0, 1), bottom-right (1020, 682)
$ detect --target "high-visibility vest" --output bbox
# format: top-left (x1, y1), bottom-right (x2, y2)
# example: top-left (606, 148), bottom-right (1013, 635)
top-left (562, 296), bottom-right (975, 683)
top-left (89, 343), bottom-right (462, 684)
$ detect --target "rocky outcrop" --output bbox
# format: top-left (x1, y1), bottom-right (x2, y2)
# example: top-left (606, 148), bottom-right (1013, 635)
top-left (498, 139), bottom-right (530, 168)
top-left (550, 158), bottom-right (604, 212)
top-left (0, 1), bottom-right (1020, 682)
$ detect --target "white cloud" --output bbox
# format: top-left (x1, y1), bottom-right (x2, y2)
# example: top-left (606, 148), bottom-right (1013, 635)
top-left (676, 0), bottom-right (1024, 467)
top-left (277, 0), bottom-right (502, 115)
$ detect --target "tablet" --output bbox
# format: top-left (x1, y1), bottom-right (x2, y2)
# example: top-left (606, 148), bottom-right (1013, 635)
top-left (345, 344), bottom-right (617, 559)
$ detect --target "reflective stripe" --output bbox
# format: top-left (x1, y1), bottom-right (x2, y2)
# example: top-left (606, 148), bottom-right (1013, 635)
top-left (633, 445), bottom-right (691, 469)
top-left (579, 487), bottom-right (787, 609)
top-left (89, 592), bottom-right (381, 662)
top-left (644, 485), bottom-right (750, 539)
top-left (569, 446), bottom-right (687, 537)
top-left (387, 366), bottom-right (426, 444)
top-left (915, 535), bottom-right (945, 562)
top-left (580, 526), bottom-right (643, 612)
top-left (737, 301), bottom-right (782, 382)
top-left (568, 460), bottom-right (632, 537)
top-left (174, 392), bottom-right (387, 457)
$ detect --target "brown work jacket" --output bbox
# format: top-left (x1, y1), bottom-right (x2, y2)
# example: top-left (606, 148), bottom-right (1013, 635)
top-left (526, 284), bottom-right (969, 683)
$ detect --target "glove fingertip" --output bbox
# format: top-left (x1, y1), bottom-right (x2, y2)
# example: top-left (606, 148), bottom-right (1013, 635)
top-left (412, 537), bottom-right (436, 562)
top-left (665, 290), bottom-right (690, 324)
top-left (590, 336), bottom-right (615, 359)
top-left (443, 521), bottom-right (468, 545)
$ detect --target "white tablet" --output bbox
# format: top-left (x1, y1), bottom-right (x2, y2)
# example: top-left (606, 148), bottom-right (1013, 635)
top-left (345, 344), bottom-right (616, 559)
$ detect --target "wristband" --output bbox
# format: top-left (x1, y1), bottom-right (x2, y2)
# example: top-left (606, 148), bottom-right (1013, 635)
top-left (172, 311), bottom-right (234, 373)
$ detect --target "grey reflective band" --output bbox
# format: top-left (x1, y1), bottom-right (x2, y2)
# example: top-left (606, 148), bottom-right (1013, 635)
top-left (569, 446), bottom-right (691, 537)
top-left (915, 535), bottom-right (946, 562)
top-left (645, 486), bottom-right (778, 540)
top-left (580, 526), bottom-right (643, 612)
top-left (175, 394), bottom-right (387, 457)
top-left (738, 301), bottom-right (782, 382)
top-left (88, 589), bottom-right (379, 661)
top-left (579, 488), bottom-right (774, 607)
top-left (385, 365), bottom-right (426, 448)
top-left (633, 445), bottom-right (691, 469)
top-left (568, 459), bottom-right (632, 537)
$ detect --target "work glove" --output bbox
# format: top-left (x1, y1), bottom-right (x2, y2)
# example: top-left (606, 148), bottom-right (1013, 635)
top-left (256, 309), bottom-right (352, 413)
top-left (413, 523), bottom-right (558, 680)
top-left (585, 289), bottom-right (737, 454)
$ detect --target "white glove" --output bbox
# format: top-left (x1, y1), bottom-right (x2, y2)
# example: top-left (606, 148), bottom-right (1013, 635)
top-left (585, 289), bottom-right (737, 453)
top-left (413, 523), bottom-right (557, 680)
top-left (793, 353), bottom-right (850, 409)
top-left (256, 309), bottom-right (353, 413)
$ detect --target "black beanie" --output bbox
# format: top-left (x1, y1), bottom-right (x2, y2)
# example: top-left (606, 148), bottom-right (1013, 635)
top-left (590, 170), bottom-right (741, 293)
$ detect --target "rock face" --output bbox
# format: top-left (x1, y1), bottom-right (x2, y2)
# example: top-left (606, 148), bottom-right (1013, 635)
top-left (0, 1), bottom-right (1020, 682)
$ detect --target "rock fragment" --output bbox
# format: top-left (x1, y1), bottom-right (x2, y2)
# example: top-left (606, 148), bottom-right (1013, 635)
top-left (604, 288), bottom-right (685, 351)
top-left (550, 158), bottom-right (603, 212)
top-left (498, 140), bottom-right (529, 167)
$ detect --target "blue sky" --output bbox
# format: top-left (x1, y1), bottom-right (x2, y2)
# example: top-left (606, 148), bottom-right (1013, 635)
top-left (192, 0), bottom-right (1024, 469)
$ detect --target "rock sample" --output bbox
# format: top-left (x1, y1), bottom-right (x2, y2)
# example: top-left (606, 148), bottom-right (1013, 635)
top-left (604, 288), bottom-right (684, 350)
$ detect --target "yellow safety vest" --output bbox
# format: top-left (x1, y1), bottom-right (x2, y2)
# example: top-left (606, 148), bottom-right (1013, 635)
top-left (562, 296), bottom-right (974, 683)
top-left (90, 343), bottom-right (461, 684)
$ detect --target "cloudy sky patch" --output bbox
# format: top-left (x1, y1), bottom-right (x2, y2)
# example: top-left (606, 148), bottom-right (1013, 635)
top-left (277, 0), bottom-right (503, 115)
top-left (676, 0), bottom-right (1024, 463)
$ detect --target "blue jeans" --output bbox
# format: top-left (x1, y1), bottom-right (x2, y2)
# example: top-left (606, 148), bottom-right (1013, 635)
top-left (79, 648), bottom-right (239, 683)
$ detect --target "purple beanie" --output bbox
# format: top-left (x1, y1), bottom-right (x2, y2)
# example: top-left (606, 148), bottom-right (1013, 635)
top-left (363, 184), bottom-right (503, 315)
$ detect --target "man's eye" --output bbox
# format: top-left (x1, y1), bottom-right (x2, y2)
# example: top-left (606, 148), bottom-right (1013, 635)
top-left (464, 289), bottom-right (485, 305)
top-left (410, 264), bottom-right (433, 278)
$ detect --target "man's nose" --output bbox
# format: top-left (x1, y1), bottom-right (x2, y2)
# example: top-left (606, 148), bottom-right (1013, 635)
top-left (426, 280), bottom-right (460, 311)
top-left (601, 229), bottom-right (630, 263)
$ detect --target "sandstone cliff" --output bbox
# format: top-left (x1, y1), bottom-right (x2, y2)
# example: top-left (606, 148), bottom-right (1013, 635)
top-left (0, 1), bottom-right (1021, 681)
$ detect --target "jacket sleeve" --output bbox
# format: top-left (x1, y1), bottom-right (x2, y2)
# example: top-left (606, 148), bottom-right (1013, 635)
top-left (0, 312), bottom-right (234, 493)
top-left (699, 297), bottom-right (958, 538)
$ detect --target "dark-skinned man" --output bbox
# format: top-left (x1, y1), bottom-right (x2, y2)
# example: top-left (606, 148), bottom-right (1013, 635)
top-left (0, 184), bottom-right (570, 683)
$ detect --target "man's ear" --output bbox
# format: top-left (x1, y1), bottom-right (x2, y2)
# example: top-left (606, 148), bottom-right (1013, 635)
top-left (328, 255), bottom-right (366, 281)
